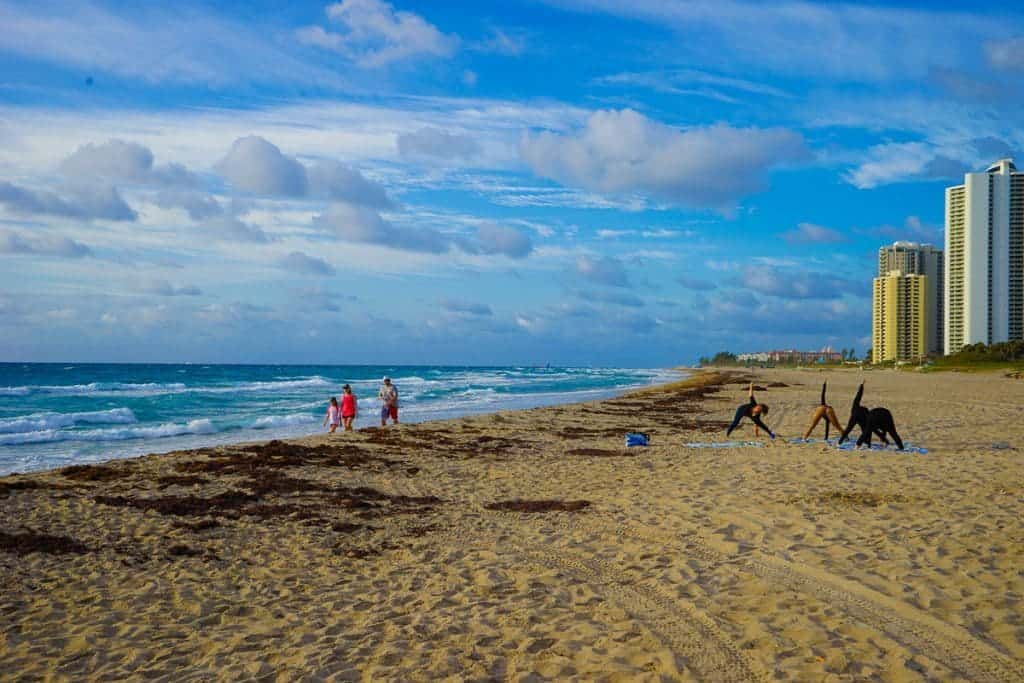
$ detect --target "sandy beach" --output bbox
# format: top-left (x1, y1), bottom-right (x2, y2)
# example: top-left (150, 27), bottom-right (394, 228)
top-left (1, 368), bottom-right (1023, 681)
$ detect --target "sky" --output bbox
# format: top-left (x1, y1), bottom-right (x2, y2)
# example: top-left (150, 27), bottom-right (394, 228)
top-left (1, 0), bottom-right (1022, 366)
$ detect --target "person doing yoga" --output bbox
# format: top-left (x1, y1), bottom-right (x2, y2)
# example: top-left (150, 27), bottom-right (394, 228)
top-left (802, 382), bottom-right (842, 439)
top-left (726, 382), bottom-right (775, 439)
top-left (838, 381), bottom-right (904, 450)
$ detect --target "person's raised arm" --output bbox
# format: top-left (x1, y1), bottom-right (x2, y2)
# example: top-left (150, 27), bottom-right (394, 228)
top-left (853, 381), bottom-right (864, 411)
top-left (748, 382), bottom-right (757, 406)
top-left (821, 382), bottom-right (827, 406)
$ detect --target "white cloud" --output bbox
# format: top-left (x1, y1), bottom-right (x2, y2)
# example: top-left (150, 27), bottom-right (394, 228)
top-left (144, 279), bottom-right (202, 296)
top-left (397, 127), bottom-right (480, 160)
top-left (461, 70), bottom-right (478, 86)
top-left (218, 136), bottom-right (309, 197)
top-left (781, 222), bottom-right (846, 244)
top-left (60, 139), bottom-right (196, 187)
top-left (472, 223), bottom-right (533, 259)
top-left (0, 0), bottom-right (343, 86)
top-left (298, 0), bottom-right (458, 67)
top-left (676, 275), bottom-right (716, 291)
top-left (0, 181), bottom-right (136, 221)
top-left (576, 255), bottom-right (630, 287)
top-left (0, 230), bottom-right (93, 258)
top-left (307, 160), bottom-right (394, 208)
top-left (441, 299), bottom-right (492, 316)
top-left (520, 109), bottom-right (807, 210)
top-left (278, 250), bottom-right (336, 276)
top-left (314, 203), bottom-right (450, 254)
top-left (738, 265), bottom-right (857, 300)
top-left (474, 27), bottom-right (527, 56)
top-left (201, 215), bottom-right (270, 243)
top-left (595, 68), bottom-right (790, 103)
top-left (844, 142), bottom-right (970, 189)
top-left (985, 36), bottom-right (1024, 72)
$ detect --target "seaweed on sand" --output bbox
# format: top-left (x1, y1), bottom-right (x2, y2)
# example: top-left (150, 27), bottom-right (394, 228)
top-left (484, 499), bottom-right (591, 513)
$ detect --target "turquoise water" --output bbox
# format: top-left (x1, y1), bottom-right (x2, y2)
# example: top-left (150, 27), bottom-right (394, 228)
top-left (0, 364), bottom-right (678, 474)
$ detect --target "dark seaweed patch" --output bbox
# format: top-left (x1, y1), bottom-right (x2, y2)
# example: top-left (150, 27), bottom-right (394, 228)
top-left (172, 518), bottom-right (220, 532)
top-left (167, 544), bottom-right (203, 557)
top-left (61, 464), bottom-right (133, 482)
top-left (0, 529), bottom-right (89, 555)
top-left (156, 475), bottom-right (209, 488)
top-left (484, 499), bottom-right (591, 513)
top-left (566, 448), bottom-right (633, 457)
top-left (95, 490), bottom-right (258, 516)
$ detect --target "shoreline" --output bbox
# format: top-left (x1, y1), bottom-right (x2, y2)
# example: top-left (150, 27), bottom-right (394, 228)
top-left (0, 366), bottom-right (684, 477)
top-left (2, 367), bottom-right (1022, 680)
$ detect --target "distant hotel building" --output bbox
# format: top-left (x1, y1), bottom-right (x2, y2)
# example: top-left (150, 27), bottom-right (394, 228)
top-left (871, 242), bottom-right (942, 362)
top-left (944, 158), bottom-right (1024, 354)
top-left (736, 348), bottom-right (842, 364)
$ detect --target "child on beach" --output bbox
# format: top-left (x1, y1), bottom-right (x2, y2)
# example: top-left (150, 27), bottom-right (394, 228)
top-left (341, 384), bottom-right (357, 431)
top-left (323, 396), bottom-right (340, 433)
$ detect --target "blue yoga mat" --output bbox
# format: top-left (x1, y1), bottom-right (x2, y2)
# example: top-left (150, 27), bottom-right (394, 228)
top-left (683, 440), bottom-right (766, 449)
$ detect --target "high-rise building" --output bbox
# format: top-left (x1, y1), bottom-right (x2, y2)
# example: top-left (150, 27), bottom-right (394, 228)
top-left (877, 241), bottom-right (943, 354)
top-left (873, 271), bottom-right (928, 362)
top-left (944, 158), bottom-right (1024, 354)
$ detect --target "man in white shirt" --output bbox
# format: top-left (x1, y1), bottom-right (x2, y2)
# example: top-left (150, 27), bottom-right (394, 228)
top-left (378, 376), bottom-right (399, 426)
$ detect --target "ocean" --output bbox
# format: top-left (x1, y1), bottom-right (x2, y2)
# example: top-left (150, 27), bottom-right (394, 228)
top-left (0, 364), bottom-right (679, 475)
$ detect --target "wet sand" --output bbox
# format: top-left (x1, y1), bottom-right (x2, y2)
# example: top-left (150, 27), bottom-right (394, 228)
top-left (1, 368), bottom-right (1023, 681)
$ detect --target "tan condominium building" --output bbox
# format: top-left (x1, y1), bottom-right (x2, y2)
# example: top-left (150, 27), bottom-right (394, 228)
top-left (873, 271), bottom-right (928, 363)
top-left (944, 158), bottom-right (1024, 354)
top-left (878, 241), bottom-right (943, 355)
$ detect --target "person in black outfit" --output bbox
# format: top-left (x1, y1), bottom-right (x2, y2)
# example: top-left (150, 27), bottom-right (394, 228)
top-left (726, 382), bottom-right (775, 439)
top-left (838, 381), bottom-right (904, 450)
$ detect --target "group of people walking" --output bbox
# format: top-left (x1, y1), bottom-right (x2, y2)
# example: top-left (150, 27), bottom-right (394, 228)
top-left (323, 376), bottom-right (400, 433)
top-left (726, 380), bottom-right (904, 449)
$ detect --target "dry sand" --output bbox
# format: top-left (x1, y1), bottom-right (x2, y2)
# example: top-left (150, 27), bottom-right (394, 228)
top-left (1, 368), bottom-right (1023, 682)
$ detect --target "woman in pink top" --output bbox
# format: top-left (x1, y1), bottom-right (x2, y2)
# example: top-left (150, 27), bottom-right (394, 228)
top-left (323, 396), bottom-right (340, 433)
top-left (341, 384), bottom-right (357, 432)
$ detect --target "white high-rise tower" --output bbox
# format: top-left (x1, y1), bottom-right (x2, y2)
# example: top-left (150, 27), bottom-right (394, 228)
top-left (944, 159), bottom-right (1024, 354)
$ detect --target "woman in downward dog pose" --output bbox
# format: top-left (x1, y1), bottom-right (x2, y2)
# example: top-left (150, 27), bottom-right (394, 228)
top-left (726, 382), bottom-right (775, 440)
top-left (838, 381), bottom-right (904, 450)
top-left (803, 382), bottom-right (842, 439)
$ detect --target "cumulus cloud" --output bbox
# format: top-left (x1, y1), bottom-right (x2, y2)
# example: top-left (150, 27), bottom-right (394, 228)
top-left (154, 190), bottom-right (223, 220)
top-left (218, 136), bottom-right (308, 197)
top-left (441, 299), bottom-right (492, 316)
top-left (397, 127), bottom-right (480, 159)
top-left (278, 251), bottom-right (336, 276)
top-left (60, 139), bottom-right (197, 187)
top-left (145, 280), bottom-right (202, 296)
top-left (0, 230), bottom-right (93, 258)
top-left (217, 136), bottom-right (392, 206)
top-left (297, 0), bottom-right (458, 67)
top-left (865, 215), bottom-right (942, 244)
top-left (474, 27), bottom-right (527, 56)
top-left (676, 275), bottom-right (717, 291)
top-left (0, 181), bottom-right (136, 221)
top-left (314, 203), bottom-right (449, 253)
top-left (780, 222), bottom-right (846, 244)
top-left (985, 37), bottom-right (1024, 72)
top-left (576, 255), bottom-right (630, 287)
top-left (738, 265), bottom-right (858, 300)
top-left (201, 215), bottom-right (269, 243)
top-left (307, 160), bottom-right (393, 208)
top-left (520, 109), bottom-right (808, 210)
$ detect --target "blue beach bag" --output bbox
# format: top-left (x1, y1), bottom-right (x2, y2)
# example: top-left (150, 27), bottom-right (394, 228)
top-left (625, 432), bottom-right (649, 447)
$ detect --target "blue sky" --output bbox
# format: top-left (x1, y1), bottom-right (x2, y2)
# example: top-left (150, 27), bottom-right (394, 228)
top-left (1, 0), bottom-right (1022, 366)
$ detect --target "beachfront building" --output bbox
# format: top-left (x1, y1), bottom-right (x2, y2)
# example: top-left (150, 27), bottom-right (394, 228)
top-left (738, 348), bottom-right (842, 364)
top-left (944, 158), bottom-right (1024, 354)
top-left (873, 271), bottom-right (929, 363)
top-left (878, 242), bottom-right (943, 355)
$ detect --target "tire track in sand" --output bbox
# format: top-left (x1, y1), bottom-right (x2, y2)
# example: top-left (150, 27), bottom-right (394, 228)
top-left (548, 513), bottom-right (1024, 683)
top-left (444, 516), bottom-right (771, 683)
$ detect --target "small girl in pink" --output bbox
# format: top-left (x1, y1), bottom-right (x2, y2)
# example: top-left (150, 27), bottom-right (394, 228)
top-left (323, 396), bottom-right (340, 433)
top-left (341, 384), bottom-right (357, 431)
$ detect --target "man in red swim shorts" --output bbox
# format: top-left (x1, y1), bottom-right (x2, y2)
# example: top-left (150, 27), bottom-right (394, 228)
top-left (378, 376), bottom-right (399, 426)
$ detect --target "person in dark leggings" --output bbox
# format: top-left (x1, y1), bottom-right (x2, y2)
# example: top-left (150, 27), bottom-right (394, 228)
top-left (838, 382), bottom-right (904, 449)
top-left (726, 382), bottom-right (775, 439)
top-left (803, 382), bottom-right (842, 439)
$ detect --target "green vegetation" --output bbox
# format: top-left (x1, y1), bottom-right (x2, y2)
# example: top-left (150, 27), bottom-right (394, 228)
top-left (924, 341), bottom-right (1024, 373)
